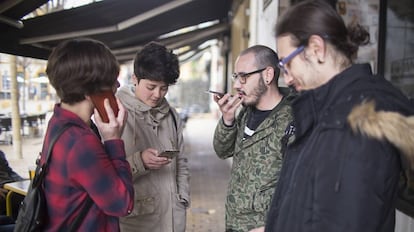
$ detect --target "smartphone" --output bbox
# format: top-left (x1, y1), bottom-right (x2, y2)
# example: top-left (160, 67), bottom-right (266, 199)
top-left (206, 90), bottom-right (225, 98)
top-left (90, 90), bottom-right (119, 123)
top-left (159, 150), bottom-right (180, 159)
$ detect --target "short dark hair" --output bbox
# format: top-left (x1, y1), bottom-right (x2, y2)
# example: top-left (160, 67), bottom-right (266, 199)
top-left (275, 0), bottom-right (370, 62)
top-left (240, 45), bottom-right (280, 85)
top-left (46, 38), bottom-right (120, 104)
top-left (133, 41), bottom-right (180, 85)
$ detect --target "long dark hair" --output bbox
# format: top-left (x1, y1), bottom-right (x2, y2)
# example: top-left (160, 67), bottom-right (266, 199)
top-left (275, 0), bottom-right (370, 63)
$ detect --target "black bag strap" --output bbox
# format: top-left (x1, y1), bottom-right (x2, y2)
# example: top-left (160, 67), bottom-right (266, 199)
top-left (43, 125), bottom-right (71, 167)
top-left (36, 124), bottom-right (94, 231)
top-left (68, 197), bottom-right (93, 232)
top-left (33, 124), bottom-right (72, 187)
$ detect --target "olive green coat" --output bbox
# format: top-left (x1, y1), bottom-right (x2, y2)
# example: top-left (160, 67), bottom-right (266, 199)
top-left (213, 95), bottom-right (293, 232)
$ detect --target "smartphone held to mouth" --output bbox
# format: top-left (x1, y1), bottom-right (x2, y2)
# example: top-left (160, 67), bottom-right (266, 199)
top-left (206, 90), bottom-right (225, 98)
top-left (90, 90), bottom-right (119, 123)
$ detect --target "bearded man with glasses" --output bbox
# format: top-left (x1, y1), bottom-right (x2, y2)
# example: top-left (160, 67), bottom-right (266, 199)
top-left (212, 45), bottom-right (295, 232)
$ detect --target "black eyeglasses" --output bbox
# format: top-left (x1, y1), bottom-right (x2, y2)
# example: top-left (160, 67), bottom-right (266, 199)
top-left (278, 46), bottom-right (305, 75)
top-left (232, 68), bottom-right (266, 84)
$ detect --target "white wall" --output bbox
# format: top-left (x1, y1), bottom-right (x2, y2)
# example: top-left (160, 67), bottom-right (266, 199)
top-left (248, 0), bottom-right (279, 50)
top-left (249, 0), bottom-right (287, 86)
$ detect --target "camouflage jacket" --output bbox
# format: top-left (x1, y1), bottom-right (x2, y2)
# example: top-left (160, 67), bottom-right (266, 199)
top-left (213, 94), bottom-right (294, 232)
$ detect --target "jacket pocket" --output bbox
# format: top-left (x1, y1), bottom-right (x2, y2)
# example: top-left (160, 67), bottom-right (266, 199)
top-left (128, 196), bottom-right (155, 216)
top-left (175, 193), bottom-right (188, 209)
top-left (252, 185), bottom-right (275, 212)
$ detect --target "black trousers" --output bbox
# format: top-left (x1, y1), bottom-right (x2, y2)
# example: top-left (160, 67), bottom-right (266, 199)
top-left (0, 191), bottom-right (25, 220)
top-left (0, 215), bottom-right (15, 232)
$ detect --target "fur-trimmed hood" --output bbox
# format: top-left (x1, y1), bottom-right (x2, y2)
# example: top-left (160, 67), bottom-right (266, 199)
top-left (347, 100), bottom-right (414, 168)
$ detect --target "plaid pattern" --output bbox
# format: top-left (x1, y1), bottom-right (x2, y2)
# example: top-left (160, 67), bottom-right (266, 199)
top-left (40, 104), bottom-right (133, 231)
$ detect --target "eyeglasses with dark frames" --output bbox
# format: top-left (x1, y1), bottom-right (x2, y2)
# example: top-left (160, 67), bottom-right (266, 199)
top-left (232, 68), bottom-right (266, 84)
top-left (278, 46), bottom-right (305, 75)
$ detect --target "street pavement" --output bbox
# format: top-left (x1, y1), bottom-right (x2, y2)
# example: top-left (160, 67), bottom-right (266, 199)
top-left (2, 113), bottom-right (231, 232)
top-left (184, 114), bottom-right (231, 232)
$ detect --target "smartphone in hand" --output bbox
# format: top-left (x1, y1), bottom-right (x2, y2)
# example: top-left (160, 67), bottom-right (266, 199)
top-left (158, 150), bottom-right (180, 159)
top-left (206, 90), bottom-right (225, 98)
top-left (90, 90), bottom-right (119, 123)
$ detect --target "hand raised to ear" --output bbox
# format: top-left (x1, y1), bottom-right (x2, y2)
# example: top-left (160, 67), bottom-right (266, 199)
top-left (94, 98), bottom-right (128, 141)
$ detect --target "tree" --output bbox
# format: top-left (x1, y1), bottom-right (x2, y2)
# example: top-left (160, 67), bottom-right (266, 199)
top-left (10, 56), bottom-right (23, 159)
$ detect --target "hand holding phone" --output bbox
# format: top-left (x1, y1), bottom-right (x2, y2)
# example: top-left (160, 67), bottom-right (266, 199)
top-left (90, 90), bottom-right (119, 123)
top-left (158, 150), bottom-right (180, 159)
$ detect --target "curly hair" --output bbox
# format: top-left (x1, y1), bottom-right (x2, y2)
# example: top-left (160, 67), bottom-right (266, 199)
top-left (46, 38), bottom-right (119, 104)
top-left (133, 41), bottom-right (180, 85)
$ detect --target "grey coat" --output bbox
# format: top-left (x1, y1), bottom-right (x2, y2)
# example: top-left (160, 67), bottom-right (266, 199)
top-left (117, 86), bottom-right (190, 232)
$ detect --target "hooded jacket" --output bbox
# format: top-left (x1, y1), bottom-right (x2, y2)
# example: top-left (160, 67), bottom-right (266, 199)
top-left (265, 64), bottom-right (414, 232)
top-left (116, 85), bottom-right (189, 232)
top-left (348, 100), bottom-right (414, 218)
top-left (214, 90), bottom-right (294, 232)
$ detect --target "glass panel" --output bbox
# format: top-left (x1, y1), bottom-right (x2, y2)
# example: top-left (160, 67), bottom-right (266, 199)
top-left (385, 1), bottom-right (414, 98)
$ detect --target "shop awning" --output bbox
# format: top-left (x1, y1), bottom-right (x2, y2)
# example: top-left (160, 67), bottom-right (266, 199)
top-left (0, 0), bottom-right (234, 63)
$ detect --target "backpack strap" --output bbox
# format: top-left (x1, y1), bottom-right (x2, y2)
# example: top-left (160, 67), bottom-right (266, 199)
top-left (36, 124), bottom-right (94, 231)
top-left (68, 197), bottom-right (93, 232)
top-left (33, 124), bottom-right (72, 187)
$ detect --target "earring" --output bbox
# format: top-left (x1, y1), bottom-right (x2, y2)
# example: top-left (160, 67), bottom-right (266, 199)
top-left (318, 59), bottom-right (324, 64)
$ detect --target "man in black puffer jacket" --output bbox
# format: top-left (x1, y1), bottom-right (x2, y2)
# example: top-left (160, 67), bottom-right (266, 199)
top-left (248, 1), bottom-right (414, 232)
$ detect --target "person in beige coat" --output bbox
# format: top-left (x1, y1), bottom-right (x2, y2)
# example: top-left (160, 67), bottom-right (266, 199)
top-left (117, 42), bottom-right (190, 232)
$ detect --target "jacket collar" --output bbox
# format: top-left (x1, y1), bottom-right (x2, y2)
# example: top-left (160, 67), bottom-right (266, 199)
top-left (53, 103), bottom-right (90, 130)
top-left (292, 63), bottom-right (373, 138)
top-left (117, 85), bottom-right (170, 126)
top-left (236, 93), bottom-right (292, 149)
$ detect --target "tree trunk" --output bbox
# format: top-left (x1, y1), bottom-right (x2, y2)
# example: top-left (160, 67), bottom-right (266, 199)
top-left (10, 55), bottom-right (23, 159)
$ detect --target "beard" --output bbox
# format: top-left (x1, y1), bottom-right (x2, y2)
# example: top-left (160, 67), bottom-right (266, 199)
top-left (241, 75), bottom-right (267, 107)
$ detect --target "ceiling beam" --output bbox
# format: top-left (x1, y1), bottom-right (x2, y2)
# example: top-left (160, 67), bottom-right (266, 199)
top-left (113, 23), bottom-right (229, 63)
top-left (0, 0), bottom-right (25, 28)
top-left (164, 23), bottom-right (229, 50)
top-left (0, 15), bottom-right (23, 28)
top-left (0, 0), bottom-right (24, 14)
top-left (111, 23), bottom-right (228, 56)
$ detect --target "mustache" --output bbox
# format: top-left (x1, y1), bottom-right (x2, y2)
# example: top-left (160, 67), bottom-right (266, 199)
top-left (238, 90), bottom-right (247, 96)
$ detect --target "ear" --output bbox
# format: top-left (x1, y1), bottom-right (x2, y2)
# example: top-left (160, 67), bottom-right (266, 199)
top-left (263, 66), bottom-right (275, 84)
top-left (307, 35), bottom-right (326, 64)
top-left (84, 95), bottom-right (94, 106)
top-left (132, 74), bottom-right (138, 85)
top-left (85, 95), bottom-right (94, 107)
